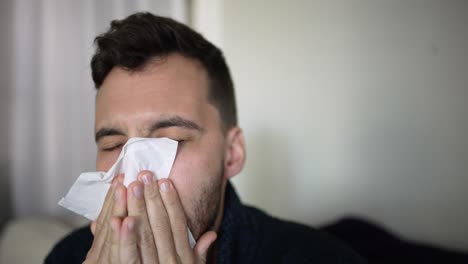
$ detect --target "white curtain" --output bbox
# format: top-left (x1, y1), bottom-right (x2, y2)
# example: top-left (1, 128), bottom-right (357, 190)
top-left (10, 0), bottom-right (188, 218)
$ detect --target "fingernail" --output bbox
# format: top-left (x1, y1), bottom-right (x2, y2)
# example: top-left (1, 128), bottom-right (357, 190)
top-left (142, 173), bottom-right (152, 185)
top-left (160, 181), bottom-right (170, 193)
top-left (133, 185), bottom-right (143, 199)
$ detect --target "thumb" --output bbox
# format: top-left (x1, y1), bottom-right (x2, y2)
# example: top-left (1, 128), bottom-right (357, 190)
top-left (194, 231), bottom-right (217, 263)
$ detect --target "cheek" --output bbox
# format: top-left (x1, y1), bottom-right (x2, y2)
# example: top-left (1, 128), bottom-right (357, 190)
top-left (169, 141), bottom-right (224, 208)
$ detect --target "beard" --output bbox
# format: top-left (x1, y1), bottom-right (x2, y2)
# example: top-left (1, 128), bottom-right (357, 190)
top-left (186, 165), bottom-right (224, 239)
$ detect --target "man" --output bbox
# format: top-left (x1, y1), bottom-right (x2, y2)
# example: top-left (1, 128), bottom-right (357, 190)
top-left (46, 12), bottom-right (364, 263)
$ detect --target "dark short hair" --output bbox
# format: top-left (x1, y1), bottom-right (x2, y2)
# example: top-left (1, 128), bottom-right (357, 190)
top-left (91, 12), bottom-right (237, 130)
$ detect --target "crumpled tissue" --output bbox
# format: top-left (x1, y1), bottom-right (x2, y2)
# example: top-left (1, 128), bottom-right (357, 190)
top-left (58, 137), bottom-right (196, 247)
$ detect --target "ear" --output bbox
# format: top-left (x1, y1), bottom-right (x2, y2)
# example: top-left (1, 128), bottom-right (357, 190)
top-left (223, 127), bottom-right (246, 179)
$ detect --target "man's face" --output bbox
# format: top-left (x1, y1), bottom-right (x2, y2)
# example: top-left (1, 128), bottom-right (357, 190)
top-left (94, 53), bottom-right (227, 237)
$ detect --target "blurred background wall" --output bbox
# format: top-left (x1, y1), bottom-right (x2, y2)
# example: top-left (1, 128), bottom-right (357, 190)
top-left (1, 0), bottom-right (467, 253)
top-left (1, 0), bottom-right (187, 226)
top-left (193, 0), bottom-right (468, 251)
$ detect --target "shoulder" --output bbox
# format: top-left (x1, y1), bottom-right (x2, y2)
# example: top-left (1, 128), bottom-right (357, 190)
top-left (44, 225), bottom-right (93, 264)
top-left (245, 206), bottom-right (366, 263)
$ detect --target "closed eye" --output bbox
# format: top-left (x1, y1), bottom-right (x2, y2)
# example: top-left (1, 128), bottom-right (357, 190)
top-left (102, 144), bottom-right (123, 152)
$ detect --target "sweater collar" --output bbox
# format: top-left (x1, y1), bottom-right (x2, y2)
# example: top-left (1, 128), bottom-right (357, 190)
top-left (215, 181), bottom-right (258, 264)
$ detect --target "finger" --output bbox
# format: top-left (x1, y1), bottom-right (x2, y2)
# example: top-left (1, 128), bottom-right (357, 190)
top-left (87, 176), bottom-right (120, 258)
top-left (112, 183), bottom-right (128, 217)
top-left (109, 183), bottom-right (127, 252)
top-left (95, 174), bottom-right (122, 234)
top-left (140, 172), bottom-right (179, 263)
top-left (120, 217), bottom-right (141, 264)
top-left (158, 179), bottom-right (192, 261)
top-left (194, 231), bottom-right (217, 263)
top-left (88, 218), bottom-right (120, 263)
top-left (128, 179), bottom-right (159, 263)
top-left (108, 217), bottom-right (122, 263)
top-left (94, 181), bottom-right (115, 231)
top-left (93, 181), bottom-right (124, 248)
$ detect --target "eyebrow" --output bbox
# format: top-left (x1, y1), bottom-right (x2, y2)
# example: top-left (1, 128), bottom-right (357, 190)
top-left (95, 116), bottom-right (203, 142)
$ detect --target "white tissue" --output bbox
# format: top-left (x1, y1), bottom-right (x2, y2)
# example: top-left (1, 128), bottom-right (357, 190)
top-left (59, 137), bottom-right (196, 247)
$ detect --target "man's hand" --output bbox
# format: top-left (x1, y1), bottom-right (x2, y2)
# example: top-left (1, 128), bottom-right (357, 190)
top-left (86, 173), bottom-right (127, 263)
top-left (85, 171), bottom-right (217, 264)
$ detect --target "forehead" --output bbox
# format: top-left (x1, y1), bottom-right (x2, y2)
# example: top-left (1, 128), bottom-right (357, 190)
top-left (95, 54), bottom-right (212, 128)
